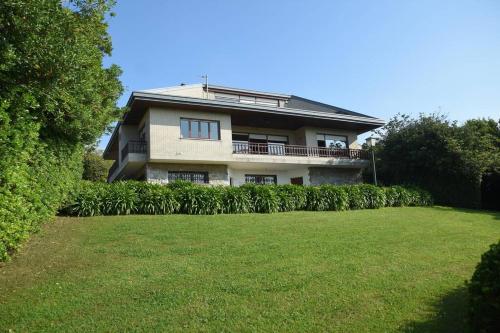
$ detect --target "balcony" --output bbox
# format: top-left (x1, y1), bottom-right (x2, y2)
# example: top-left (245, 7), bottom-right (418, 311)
top-left (121, 140), bottom-right (147, 161)
top-left (232, 142), bottom-right (369, 160)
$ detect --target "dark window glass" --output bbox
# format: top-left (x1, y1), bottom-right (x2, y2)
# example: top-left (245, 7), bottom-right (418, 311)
top-left (245, 174), bottom-right (277, 185)
top-left (232, 133), bottom-right (249, 141)
top-left (168, 171), bottom-right (208, 184)
top-left (317, 134), bottom-right (347, 149)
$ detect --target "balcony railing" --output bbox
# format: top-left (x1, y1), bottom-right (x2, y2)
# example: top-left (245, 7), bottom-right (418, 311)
top-left (121, 140), bottom-right (147, 161)
top-left (232, 142), bottom-right (369, 159)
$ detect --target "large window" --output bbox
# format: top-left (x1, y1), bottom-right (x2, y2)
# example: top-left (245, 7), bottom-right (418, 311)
top-left (317, 134), bottom-right (348, 149)
top-left (168, 171), bottom-right (209, 184)
top-left (245, 174), bottom-right (277, 185)
top-left (232, 133), bottom-right (288, 155)
top-left (180, 118), bottom-right (220, 140)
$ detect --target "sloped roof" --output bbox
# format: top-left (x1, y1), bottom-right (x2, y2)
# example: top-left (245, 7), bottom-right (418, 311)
top-left (285, 95), bottom-right (377, 119)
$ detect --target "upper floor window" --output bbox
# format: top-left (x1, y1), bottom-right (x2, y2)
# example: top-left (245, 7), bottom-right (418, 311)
top-left (180, 118), bottom-right (220, 140)
top-left (317, 134), bottom-right (348, 149)
top-left (214, 93), bottom-right (279, 107)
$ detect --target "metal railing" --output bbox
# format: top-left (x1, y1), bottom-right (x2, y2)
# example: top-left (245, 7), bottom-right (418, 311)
top-left (232, 142), bottom-right (369, 159)
top-left (121, 140), bottom-right (147, 161)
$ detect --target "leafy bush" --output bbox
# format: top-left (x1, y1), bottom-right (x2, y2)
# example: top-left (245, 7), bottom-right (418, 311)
top-left (103, 182), bottom-right (138, 215)
top-left (241, 184), bottom-right (279, 213)
top-left (468, 240), bottom-right (500, 333)
top-left (221, 186), bottom-right (252, 214)
top-left (385, 186), bottom-right (412, 207)
top-left (177, 186), bottom-right (222, 215)
top-left (305, 186), bottom-right (328, 211)
top-left (136, 184), bottom-right (179, 215)
top-left (343, 185), bottom-right (367, 210)
top-left (320, 185), bottom-right (349, 211)
top-left (69, 181), bottom-right (106, 217)
top-left (275, 185), bottom-right (307, 212)
top-left (358, 184), bottom-right (386, 209)
top-left (63, 182), bottom-right (433, 219)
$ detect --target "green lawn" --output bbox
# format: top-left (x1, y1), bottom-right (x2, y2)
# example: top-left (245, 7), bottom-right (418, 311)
top-left (1, 207), bottom-right (499, 332)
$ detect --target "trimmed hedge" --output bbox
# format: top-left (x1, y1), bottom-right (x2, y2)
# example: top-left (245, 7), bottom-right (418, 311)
top-left (64, 182), bottom-right (432, 217)
top-left (468, 240), bottom-right (500, 333)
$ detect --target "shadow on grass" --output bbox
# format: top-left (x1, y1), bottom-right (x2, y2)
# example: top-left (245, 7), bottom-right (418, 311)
top-left (428, 206), bottom-right (500, 220)
top-left (400, 286), bottom-right (471, 333)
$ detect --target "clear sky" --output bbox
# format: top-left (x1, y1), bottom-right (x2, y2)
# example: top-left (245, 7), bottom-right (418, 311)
top-left (99, 0), bottom-right (500, 149)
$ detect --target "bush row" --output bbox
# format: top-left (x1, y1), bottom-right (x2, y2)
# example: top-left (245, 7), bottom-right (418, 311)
top-left (64, 181), bottom-right (432, 217)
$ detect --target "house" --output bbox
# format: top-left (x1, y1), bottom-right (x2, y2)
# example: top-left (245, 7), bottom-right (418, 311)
top-left (103, 84), bottom-right (384, 185)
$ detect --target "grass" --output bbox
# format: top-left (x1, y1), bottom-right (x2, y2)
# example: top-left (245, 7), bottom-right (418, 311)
top-left (1, 207), bottom-right (499, 332)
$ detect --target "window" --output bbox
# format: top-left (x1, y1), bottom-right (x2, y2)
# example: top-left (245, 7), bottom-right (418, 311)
top-left (180, 118), bottom-right (220, 140)
top-left (214, 93), bottom-right (278, 107)
top-left (168, 171), bottom-right (209, 184)
top-left (317, 134), bottom-right (348, 149)
top-left (245, 174), bottom-right (277, 185)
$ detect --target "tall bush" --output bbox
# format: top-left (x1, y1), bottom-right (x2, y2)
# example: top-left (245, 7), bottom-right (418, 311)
top-left (468, 240), bottom-right (500, 333)
top-left (221, 187), bottom-right (252, 214)
top-left (320, 185), bottom-right (349, 211)
top-left (275, 185), bottom-right (307, 212)
top-left (0, 0), bottom-right (123, 261)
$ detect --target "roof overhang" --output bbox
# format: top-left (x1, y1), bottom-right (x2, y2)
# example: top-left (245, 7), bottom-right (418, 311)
top-left (104, 92), bottom-right (385, 159)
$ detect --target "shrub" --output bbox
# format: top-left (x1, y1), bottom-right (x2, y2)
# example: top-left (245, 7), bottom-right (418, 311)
top-left (177, 186), bottom-right (222, 215)
top-left (69, 181), bottom-right (106, 217)
top-left (343, 185), bottom-right (367, 210)
top-left (275, 185), bottom-right (307, 212)
top-left (242, 184), bottom-right (279, 213)
top-left (62, 182), bottom-right (432, 218)
top-left (384, 186), bottom-right (411, 207)
top-left (358, 184), bottom-right (386, 209)
top-left (320, 185), bottom-right (349, 211)
top-left (103, 182), bottom-right (138, 215)
top-left (221, 186), bottom-right (252, 214)
top-left (136, 184), bottom-right (179, 215)
top-left (468, 240), bottom-right (500, 333)
top-left (305, 186), bottom-right (328, 211)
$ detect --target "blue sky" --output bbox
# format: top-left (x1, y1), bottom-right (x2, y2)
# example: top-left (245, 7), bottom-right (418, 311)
top-left (100, 0), bottom-right (500, 149)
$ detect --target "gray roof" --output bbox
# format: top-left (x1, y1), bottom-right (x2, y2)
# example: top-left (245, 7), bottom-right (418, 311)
top-left (285, 95), bottom-right (377, 119)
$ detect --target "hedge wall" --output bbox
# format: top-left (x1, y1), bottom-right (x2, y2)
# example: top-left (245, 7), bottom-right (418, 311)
top-left (64, 181), bottom-right (433, 217)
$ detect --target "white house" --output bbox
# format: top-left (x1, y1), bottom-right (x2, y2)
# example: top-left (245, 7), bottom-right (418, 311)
top-left (103, 84), bottom-right (384, 185)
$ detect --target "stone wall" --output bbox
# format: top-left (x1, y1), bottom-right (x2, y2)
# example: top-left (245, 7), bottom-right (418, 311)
top-left (146, 163), bottom-right (229, 185)
top-left (308, 167), bottom-right (362, 185)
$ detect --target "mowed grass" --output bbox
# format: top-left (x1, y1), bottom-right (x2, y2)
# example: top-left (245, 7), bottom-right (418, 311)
top-left (1, 207), bottom-right (499, 332)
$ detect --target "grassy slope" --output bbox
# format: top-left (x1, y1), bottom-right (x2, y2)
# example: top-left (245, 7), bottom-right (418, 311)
top-left (1, 207), bottom-right (499, 332)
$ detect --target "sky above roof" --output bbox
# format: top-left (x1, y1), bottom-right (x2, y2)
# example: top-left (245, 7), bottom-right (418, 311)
top-left (99, 0), bottom-right (500, 149)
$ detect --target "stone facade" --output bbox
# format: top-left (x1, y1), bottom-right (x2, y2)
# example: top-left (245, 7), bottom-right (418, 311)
top-left (308, 167), bottom-right (362, 185)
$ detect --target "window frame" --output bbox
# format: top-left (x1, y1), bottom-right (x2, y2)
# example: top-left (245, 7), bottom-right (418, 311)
top-left (245, 174), bottom-right (278, 185)
top-left (168, 171), bottom-right (209, 184)
top-left (180, 118), bottom-right (221, 141)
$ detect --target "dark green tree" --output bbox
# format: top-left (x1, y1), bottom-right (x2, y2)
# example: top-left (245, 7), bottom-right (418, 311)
top-left (372, 114), bottom-right (499, 208)
top-left (0, 0), bottom-right (123, 260)
top-left (83, 148), bottom-right (112, 182)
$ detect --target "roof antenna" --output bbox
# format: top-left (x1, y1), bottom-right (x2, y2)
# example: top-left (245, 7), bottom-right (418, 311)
top-left (201, 74), bottom-right (208, 99)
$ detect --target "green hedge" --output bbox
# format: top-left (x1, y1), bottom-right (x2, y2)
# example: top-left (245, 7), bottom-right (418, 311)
top-left (65, 182), bottom-right (432, 217)
top-left (468, 240), bottom-right (500, 333)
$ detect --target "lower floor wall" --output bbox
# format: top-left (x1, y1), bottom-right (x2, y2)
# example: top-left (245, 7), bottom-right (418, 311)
top-left (144, 163), bottom-right (364, 186)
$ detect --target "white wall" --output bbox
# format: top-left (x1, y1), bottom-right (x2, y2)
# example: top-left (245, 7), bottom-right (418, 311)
top-left (148, 107), bottom-right (233, 162)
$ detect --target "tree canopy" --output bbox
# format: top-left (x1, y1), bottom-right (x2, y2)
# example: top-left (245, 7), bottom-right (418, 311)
top-left (371, 114), bottom-right (499, 208)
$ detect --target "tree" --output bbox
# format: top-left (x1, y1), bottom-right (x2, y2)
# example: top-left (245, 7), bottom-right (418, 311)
top-left (83, 149), bottom-right (112, 182)
top-left (372, 114), bottom-right (499, 208)
top-left (0, 0), bottom-right (123, 260)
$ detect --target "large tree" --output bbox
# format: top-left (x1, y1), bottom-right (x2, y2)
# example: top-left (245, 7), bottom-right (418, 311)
top-left (371, 114), bottom-right (499, 208)
top-left (0, 0), bottom-right (123, 260)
